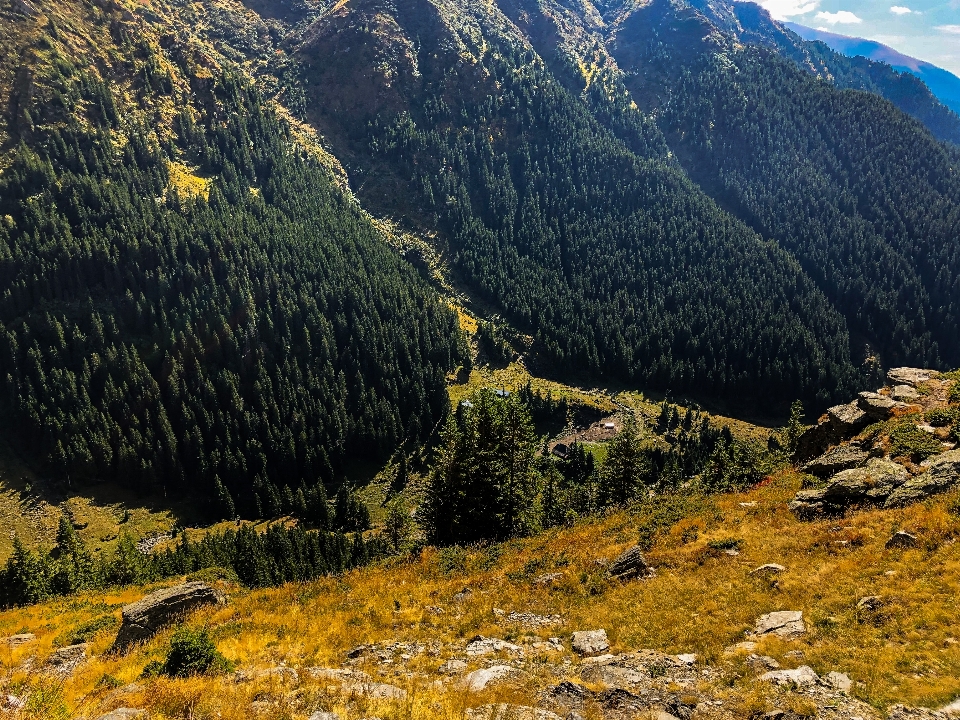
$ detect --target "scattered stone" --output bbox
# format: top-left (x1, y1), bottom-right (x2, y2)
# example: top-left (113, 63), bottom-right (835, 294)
top-left (857, 596), bottom-right (883, 612)
top-left (462, 665), bottom-right (521, 691)
top-left (571, 629), bottom-right (609, 656)
top-left (440, 658), bottom-right (467, 674)
top-left (308, 712), bottom-right (341, 720)
top-left (306, 667), bottom-right (372, 682)
top-left (753, 610), bottom-right (805, 638)
top-left (466, 704), bottom-right (562, 720)
top-left (608, 546), bottom-right (654, 580)
top-left (465, 635), bottom-right (523, 656)
top-left (887, 368), bottom-right (940, 388)
top-left (888, 704), bottom-right (951, 719)
top-left (234, 666), bottom-right (299, 684)
top-left (3, 696), bottom-right (25, 710)
top-left (425, 605), bottom-right (445, 615)
top-left (534, 572), bottom-right (563, 586)
top-left (2, 633), bottom-right (36, 646)
top-left (759, 665), bottom-right (820, 687)
top-left (502, 611), bottom-right (563, 627)
top-left (352, 681), bottom-right (407, 699)
top-left (891, 385), bottom-right (921, 402)
top-left (802, 445), bottom-right (869, 477)
top-left (750, 563), bottom-right (785, 576)
top-left (724, 641), bottom-right (757, 654)
top-left (886, 531), bottom-right (919, 549)
top-left (676, 653), bottom-right (697, 664)
top-left (829, 401), bottom-right (871, 433)
top-left (746, 654), bottom-right (781, 671)
top-left (858, 391), bottom-right (911, 419)
top-left (46, 643), bottom-right (88, 674)
top-left (96, 710), bottom-right (145, 720)
top-left (111, 582), bottom-right (224, 653)
top-left (885, 450), bottom-right (960, 508)
top-left (453, 588), bottom-right (473, 602)
top-left (783, 649), bottom-right (805, 660)
top-left (347, 644), bottom-right (370, 658)
top-left (825, 671), bottom-right (852, 692)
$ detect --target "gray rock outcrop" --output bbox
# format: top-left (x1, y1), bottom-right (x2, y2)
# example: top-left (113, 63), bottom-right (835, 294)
top-left (858, 392), bottom-right (911, 420)
top-left (789, 458), bottom-right (910, 516)
top-left (462, 665), bottom-right (522, 691)
top-left (884, 450), bottom-right (960, 508)
top-left (46, 643), bottom-right (88, 675)
top-left (886, 368), bottom-right (940, 388)
top-left (466, 704), bottom-right (562, 720)
top-left (802, 445), bottom-right (869, 477)
top-left (885, 531), bottom-right (919, 549)
top-left (827, 402), bottom-right (869, 433)
top-left (111, 582), bottom-right (224, 653)
top-left (759, 665), bottom-right (820, 687)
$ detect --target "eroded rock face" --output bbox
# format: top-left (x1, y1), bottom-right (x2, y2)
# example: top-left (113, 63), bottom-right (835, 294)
top-left (801, 445), bottom-right (869, 477)
top-left (858, 391), bottom-right (911, 420)
top-left (886, 368), bottom-right (940, 388)
top-left (111, 582), bottom-right (224, 653)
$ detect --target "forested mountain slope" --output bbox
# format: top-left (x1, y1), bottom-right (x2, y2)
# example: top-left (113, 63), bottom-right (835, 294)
top-left (0, 0), bottom-right (464, 514)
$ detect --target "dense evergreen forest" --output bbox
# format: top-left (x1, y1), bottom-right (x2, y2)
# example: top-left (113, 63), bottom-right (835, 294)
top-left (0, 48), bottom-right (464, 514)
top-left (357, 42), bottom-right (861, 408)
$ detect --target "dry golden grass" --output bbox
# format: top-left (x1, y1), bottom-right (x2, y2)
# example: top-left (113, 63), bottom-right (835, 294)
top-left (3, 471), bottom-right (960, 718)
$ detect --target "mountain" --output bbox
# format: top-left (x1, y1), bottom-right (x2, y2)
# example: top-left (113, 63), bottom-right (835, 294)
top-left (785, 22), bottom-right (960, 118)
top-left (3, 0), bottom-right (960, 513)
top-left (0, 0), bottom-right (465, 515)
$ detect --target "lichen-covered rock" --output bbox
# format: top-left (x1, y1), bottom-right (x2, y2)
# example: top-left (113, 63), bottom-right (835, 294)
top-left (789, 459), bottom-right (909, 516)
top-left (462, 665), bottom-right (522, 691)
top-left (884, 450), bottom-right (960, 508)
top-left (801, 445), bottom-right (869, 477)
top-left (111, 582), bottom-right (224, 653)
top-left (827, 402), bottom-right (869, 433)
top-left (46, 643), bottom-right (88, 675)
top-left (886, 368), bottom-right (941, 388)
top-left (891, 385), bottom-right (921, 402)
top-left (858, 391), bottom-right (911, 419)
top-left (885, 531), bottom-right (919, 549)
top-left (759, 665), bottom-right (820, 686)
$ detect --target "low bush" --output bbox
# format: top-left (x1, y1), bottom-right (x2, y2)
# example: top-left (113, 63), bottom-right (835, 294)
top-left (143, 627), bottom-right (233, 678)
top-left (888, 420), bottom-right (942, 462)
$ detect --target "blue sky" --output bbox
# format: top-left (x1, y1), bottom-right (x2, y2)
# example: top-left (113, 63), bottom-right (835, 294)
top-left (758, 0), bottom-right (960, 75)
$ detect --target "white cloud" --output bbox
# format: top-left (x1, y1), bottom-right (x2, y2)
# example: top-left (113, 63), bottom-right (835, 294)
top-left (759, 0), bottom-right (819, 20)
top-left (815, 10), bottom-right (863, 24)
top-left (935, 24), bottom-right (960, 34)
top-left (889, 5), bottom-right (912, 13)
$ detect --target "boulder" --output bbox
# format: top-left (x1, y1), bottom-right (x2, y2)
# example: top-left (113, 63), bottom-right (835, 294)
top-left (885, 531), bottom-right (919, 549)
top-left (789, 459), bottom-right (910, 516)
top-left (857, 596), bottom-right (883, 612)
top-left (97, 710), bottom-right (145, 720)
top-left (802, 445), bottom-right (870, 477)
top-left (111, 582), bottom-right (224, 652)
top-left (892, 385), bottom-right (921, 402)
top-left (759, 666), bottom-right (820, 687)
top-left (827, 402), bottom-right (870, 434)
top-left (884, 450), bottom-right (960, 508)
top-left (3, 696), bottom-right (25, 710)
top-left (792, 421), bottom-right (839, 463)
top-left (439, 658), bottom-right (467, 674)
top-left (825, 671), bottom-right (852, 692)
top-left (753, 610), bottom-right (805, 638)
top-left (462, 665), bottom-right (521, 691)
top-left (750, 563), bottom-right (785, 576)
top-left (46, 643), bottom-right (88, 674)
top-left (2, 633), bottom-right (35, 646)
top-left (465, 635), bottom-right (523, 656)
top-left (887, 368), bottom-right (940, 388)
top-left (308, 713), bottom-right (342, 720)
top-left (940, 698), bottom-right (960, 716)
top-left (571, 629), bottom-right (609, 656)
top-left (608, 545), bottom-right (654, 580)
top-left (858, 391), bottom-right (911, 419)
top-left (466, 704), bottom-right (562, 720)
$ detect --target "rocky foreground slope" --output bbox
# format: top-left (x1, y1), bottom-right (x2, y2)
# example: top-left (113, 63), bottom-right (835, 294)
top-left (791, 368), bottom-right (960, 517)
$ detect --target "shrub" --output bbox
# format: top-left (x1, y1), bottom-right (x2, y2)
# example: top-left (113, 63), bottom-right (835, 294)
top-left (145, 627), bottom-right (233, 678)
top-left (889, 420), bottom-right (942, 462)
top-left (53, 614), bottom-right (118, 647)
top-left (925, 407), bottom-right (959, 427)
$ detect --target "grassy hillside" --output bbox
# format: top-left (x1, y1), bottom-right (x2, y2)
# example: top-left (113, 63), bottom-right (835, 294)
top-left (1, 471), bottom-right (959, 718)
